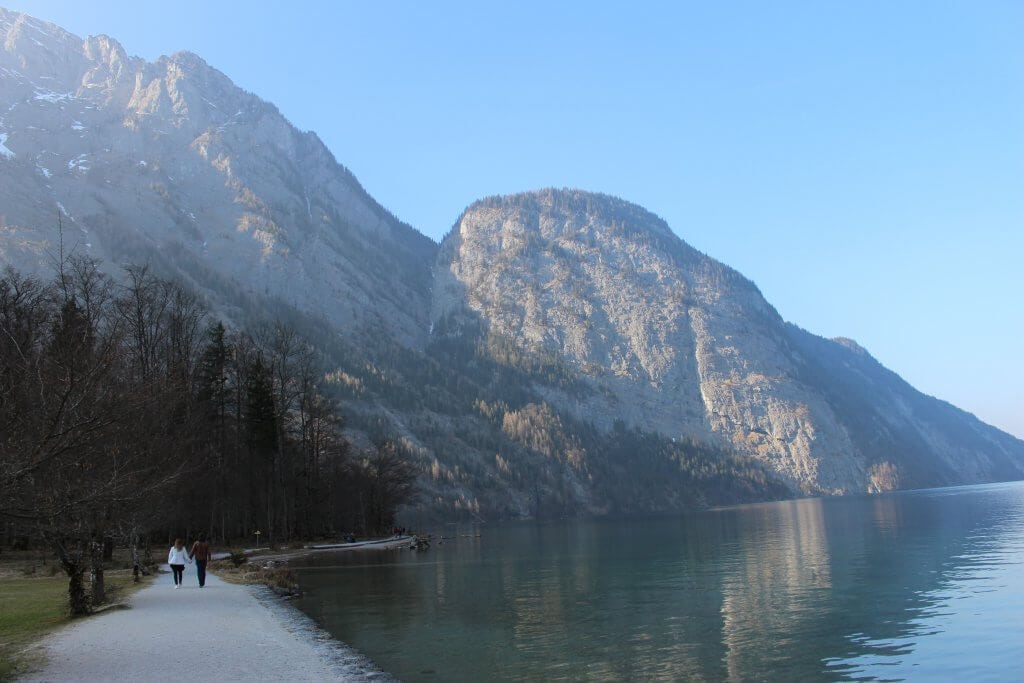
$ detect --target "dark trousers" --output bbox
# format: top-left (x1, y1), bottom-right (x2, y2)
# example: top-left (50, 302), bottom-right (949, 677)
top-left (195, 559), bottom-right (208, 587)
top-left (171, 564), bottom-right (185, 585)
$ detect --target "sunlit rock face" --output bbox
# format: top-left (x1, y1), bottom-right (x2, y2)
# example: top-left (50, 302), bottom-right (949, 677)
top-left (0, 8), bottom-right (434, 347)
top-left (435, 189), bottom-right (1024, 494)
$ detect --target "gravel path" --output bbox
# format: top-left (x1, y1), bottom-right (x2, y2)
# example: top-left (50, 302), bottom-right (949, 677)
top-left (20, 564), bottom-right (391, 682)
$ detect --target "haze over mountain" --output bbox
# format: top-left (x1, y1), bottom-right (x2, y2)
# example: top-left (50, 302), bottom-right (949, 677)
top-left (0, 8), bottom-right (433, 348)
top-left (3, 8), bottom-right (1022, 517)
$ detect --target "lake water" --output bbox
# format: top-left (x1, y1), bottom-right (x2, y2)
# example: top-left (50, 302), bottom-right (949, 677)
top-left (290, 482), bottom-right (1024, 681)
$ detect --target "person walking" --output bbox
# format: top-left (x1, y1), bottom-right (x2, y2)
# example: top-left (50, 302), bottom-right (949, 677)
top-left (189, 533), bottom-right (212, 588)
top-left (167, 538), bottom-right (191, 589)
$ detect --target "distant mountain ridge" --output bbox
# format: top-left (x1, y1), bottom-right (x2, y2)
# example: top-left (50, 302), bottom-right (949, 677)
top-left (3, 8), bottom-right (1023, 517)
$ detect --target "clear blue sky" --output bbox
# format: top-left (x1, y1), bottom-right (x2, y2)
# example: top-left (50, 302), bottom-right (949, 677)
top-left (12, 1), bottom-right (1024, 438)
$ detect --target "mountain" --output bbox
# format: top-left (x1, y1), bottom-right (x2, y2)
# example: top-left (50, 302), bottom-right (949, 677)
top-left (3, 9), bottom-right (1022, 518)
top-left (434, 190), bottom-right (1024, 497)
top-left (0, 8), bottom-right (434, 348)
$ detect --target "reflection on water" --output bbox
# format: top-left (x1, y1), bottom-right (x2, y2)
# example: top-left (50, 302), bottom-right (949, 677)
top-left (720, 498), bottom-right (832, 680)
top-left (291, 482), bottom-right (1024, 681)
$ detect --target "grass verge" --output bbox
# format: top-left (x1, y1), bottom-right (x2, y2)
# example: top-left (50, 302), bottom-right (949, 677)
top-left (0, 569), bottom-right (151, 681)
top-left (211, 559), bottom-right (300, 596)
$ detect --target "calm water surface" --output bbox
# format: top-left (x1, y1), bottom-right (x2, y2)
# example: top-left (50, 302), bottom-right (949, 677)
top-left (291, 482), bottom-right (1024, 681)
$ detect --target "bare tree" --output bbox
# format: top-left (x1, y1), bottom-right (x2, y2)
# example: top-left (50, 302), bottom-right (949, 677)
top-left (4, 260), bottom-right (421, 611)
top-left (363, 441), bottom-right (419, 533)
top-left (1, 261), bottom-right (195, 613)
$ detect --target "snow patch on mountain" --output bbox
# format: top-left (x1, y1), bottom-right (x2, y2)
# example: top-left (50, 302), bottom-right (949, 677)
top-left (67, 153), bottom-right (90, 172)
top-left (0, 132), bottom-right (14, 158)
top-left (32, 87), bottom-right (75, 103)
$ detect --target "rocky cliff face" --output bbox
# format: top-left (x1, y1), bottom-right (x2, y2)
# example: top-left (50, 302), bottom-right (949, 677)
top-left (0, 8), bottom-right (434, 347)
top-left (434, 189), bottom-right (1024, 495)
top-left (3, 9), bottom-right (1023, 516)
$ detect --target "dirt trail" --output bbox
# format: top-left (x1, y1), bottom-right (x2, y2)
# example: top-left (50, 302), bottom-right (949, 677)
top-left (19, 564), bottom-right (389, 682)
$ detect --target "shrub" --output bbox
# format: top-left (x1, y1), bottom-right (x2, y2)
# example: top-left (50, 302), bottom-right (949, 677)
top-left (227, 549), bottom-right (248, 567)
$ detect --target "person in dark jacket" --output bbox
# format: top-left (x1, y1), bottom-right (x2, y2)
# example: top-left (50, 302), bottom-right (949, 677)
top-left (189, 533), bottom-right (212, 588)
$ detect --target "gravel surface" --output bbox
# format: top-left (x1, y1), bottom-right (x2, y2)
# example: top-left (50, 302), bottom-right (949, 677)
top-left (20, 564), bottom-right (391, 682)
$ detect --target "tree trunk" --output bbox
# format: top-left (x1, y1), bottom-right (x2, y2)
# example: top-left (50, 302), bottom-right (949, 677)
top-left (67, 566), bottom-right (89, 616)
top-left (90, 566), bottom-right (106, 605)
top-left (90, 538), bottom-right (106, 606)
top-left (130, 533), bottom-right (144, 583)
top-left (55, 541), bottom-right (91, 616)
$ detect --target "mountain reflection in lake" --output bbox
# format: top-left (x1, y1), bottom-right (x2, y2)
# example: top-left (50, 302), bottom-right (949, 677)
top-left (290, 482), bottom-right (1024, 681)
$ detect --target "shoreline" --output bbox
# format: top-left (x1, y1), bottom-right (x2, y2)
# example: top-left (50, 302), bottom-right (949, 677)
top-left (236, 534), bottom-right (415, 566)
top-left (246, 582), bottom-right (395, 682)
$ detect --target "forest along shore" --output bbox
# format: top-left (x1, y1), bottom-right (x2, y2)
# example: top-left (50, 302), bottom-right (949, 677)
top-left (19, 564), bottom-right (392, 683)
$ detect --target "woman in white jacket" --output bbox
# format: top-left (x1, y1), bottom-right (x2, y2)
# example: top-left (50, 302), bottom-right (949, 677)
top-left (167, 538), bottom-right (191, 588)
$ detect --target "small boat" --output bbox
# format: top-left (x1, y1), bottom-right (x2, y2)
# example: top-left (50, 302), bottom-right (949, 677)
top-left (308, 535), bottom-right (412, 550)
